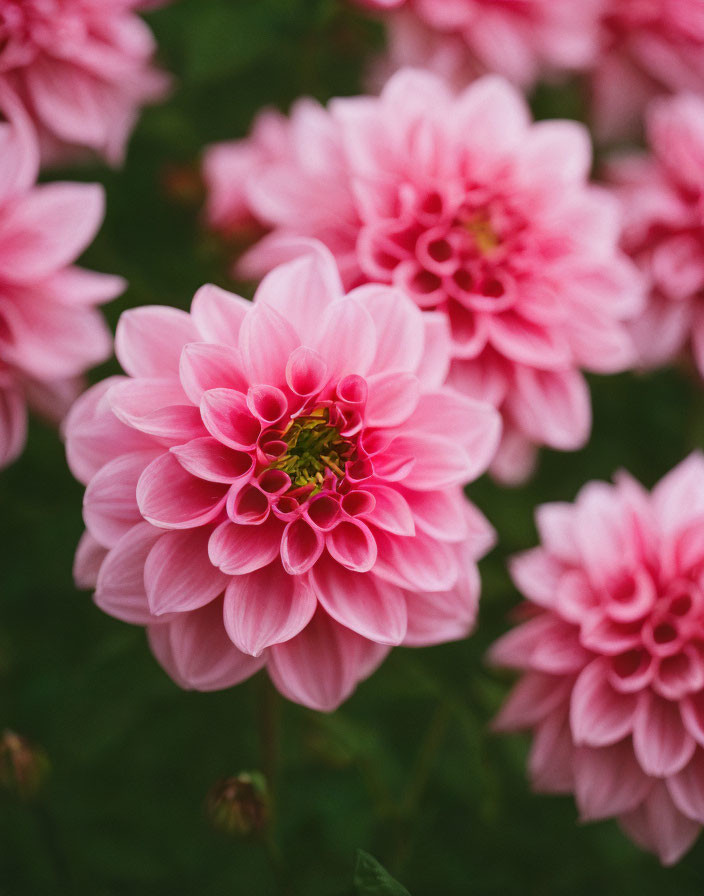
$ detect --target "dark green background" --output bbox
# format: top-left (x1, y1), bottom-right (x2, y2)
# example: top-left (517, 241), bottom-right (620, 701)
top-left (1, 1), bottom-right (701, 893)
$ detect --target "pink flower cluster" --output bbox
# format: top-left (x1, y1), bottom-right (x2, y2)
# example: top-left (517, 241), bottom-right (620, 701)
top-left (608, 93), bottom-right (704, 376)
top-left (491, 455), bottom-right (704, 864)
top-left (0, 94), bottom-right (122, 468)
top-left (355, 0), bottom-right (704, 140)
top-left (66, 245), bottom-right (499, 711)
top-left (0, 0), bottom-right (170, 165)
top-left (594, 0), bottom-right (704, 140)
top-left (355, 0), bottom-right (601, 90)
top-left (204, 70), bottom-right (643, 483)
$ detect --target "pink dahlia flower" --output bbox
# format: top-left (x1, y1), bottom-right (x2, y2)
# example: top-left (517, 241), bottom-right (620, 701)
top-left (207, 70), bottom-right (642, 483)
top-left (0, 0), bottom-right (170, 165)
top-left (491, 453), bottom-right (704, 864)
top-left (0, 94), bottom-right (123, 468)
top-left (354, 0), bottom-right (602, 91)
top-left (65, 244), bottom-right (499, 712)
top-left (591, 0), bottom-right (704, 141)
top-left (607, 93), bottom-right (704, 376)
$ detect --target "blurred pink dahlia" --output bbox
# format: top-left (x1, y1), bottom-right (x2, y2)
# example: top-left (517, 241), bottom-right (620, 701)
top-left (0, 95), bottom-right (122, 468)
top-left (205, 70), bottom-right (642, 483)
top-left (203, 108), bottom-right (289, 240)
top-left (65, 244), bottom-right (499, 712)
top-left (607, 93), bottom-right (704, 376)
top-left (0, 0), bottom-right (170, 165)
top-left (592, 0), bottom-right (704, 141)
top-left (491, 454), bottom-right (704, 865)
top-left (354, 0), bottom-right (601, 91)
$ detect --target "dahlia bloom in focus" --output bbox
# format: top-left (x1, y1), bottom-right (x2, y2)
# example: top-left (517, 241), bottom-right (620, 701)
top-left (592, 0), bottom-right (704, 141)
top-left (491, 454), bottom-right (704, 864)
top-left (0, 98), bottom-right (122, 468)
top-left (0, 0), bottom-right (170, 165)
top-left (354, 0), bottom-right (601, 91)
top-left (206, 70), bottom-right (642, 482)
top-left (607, 93), bottom-right (704, 376)
top-left (65, 244), bottom-right (499, 711)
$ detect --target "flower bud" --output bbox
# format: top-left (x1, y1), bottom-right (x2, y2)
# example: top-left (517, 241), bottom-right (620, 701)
top-left (0, 730), bottom-right (49, 799)
top-left (206, 772), bottom-right (270, 837)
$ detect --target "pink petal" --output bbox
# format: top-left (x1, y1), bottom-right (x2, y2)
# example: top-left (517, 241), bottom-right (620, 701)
top-left (363, 486), bottom-right (415, 537)
top-left (400, 488), bottom-right (466, 542)
top-left (348, 283), bottom-right (425, 374)
top-left (570, 658), bottom-right (638, 747)
top-left (488, 311), bottom-right (571, 369)
top-left (365, 371), bottom-right (420, 427)
top-left (311, 557), bottom-right (407, 645)
top-left (493, 671), bottom-right (572, 731)
top-left (326, 520), bottom-right (378, 572)
top-left (402, 567), bottom-right (479, 647)
top-left (179, 342), bottom-right (248, 404)
top-left (280, 518), bottom-right (325, 574)
top-left (152, 598), bottom-right (265, 691)
top-left (528, 712), bottom-right (575, 794)
top-left (136, 452), bottom-right (228, 529)
top-left (312, 299), bottom-right (376, 381)
top-left (0, 182), bottom-right (104, 281)
top-left (620, 782), bottom-right (701, 866)
top-left (268, 608), bottom-right (389, 711)
top-left (633, 692), bottom-right (696, 777)
top-left (200, 388), bottom-right (261, 450)
top-left (373, 530), bottom-right (458, 592)
top-left (239, 302), bottom-right (300, 387)
top-left (171, 437), bottom-right (254, 484)
top-left (94, 522), bottom-right (163, 624)
top-left (64, 378), bottom-right (154, 485)
top-left (0, 385), bottom-right (27, 469)
top-left (191, 284), bottom-right (250, 346)
top-left (144, 527), bottom-right (228, 615)
top-left (84, 449), bottom-right (160, 547)
top-left (254, 246), bottom-right (343, 339)
top-left (73, 531), bottom-right (108, 590)
top-left (574, 741), bottom-right (652, 821)
top-left (509, 548), bottom-right (563, 608)
top-left (285, 346), bottom-right (328, 397)
top-left (668, 750), bottom-right (704, 824)
top-left (507, 367), bottom-right (591, 451)
top-left (535, 501), bottom-right (580, 563)
top-left (223, 561), bottom-right (316, 656)
top-left (681, 692), bottom-right (704, 747)
top-left (208, 517), bottom-right (282, 574)
top-left (108, 378), bottom-right (197, 444)
top-left (115, 306), bottom-right (198, 379)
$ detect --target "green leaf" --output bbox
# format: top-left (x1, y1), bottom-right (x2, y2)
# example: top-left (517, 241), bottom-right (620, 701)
top-left (354, 850), bottom-right (411, 896)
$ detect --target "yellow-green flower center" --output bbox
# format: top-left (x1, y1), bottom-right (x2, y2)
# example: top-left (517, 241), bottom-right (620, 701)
top-left (271, 408), bottom-right (351, 492)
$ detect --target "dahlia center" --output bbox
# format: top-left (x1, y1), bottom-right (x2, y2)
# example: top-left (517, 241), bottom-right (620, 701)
top-left (270, 408), bottom-right (352, 494)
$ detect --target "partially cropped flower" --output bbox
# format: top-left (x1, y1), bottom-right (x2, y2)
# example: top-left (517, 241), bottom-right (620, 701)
top-left (65, 244), bottom-right (498, 712)
top-left (0, 96), bottom-right (122, 468)
top-left (203, 109), bottom-right (289, 243)
top-left (354, 0), bottom-right (602, 91)
top-left (205, 71), bottom-right (642, 483)
top-left (491, 454), bottom-right (704, 865)
top-left (591, 0), bottom-right (704, 141)
top-left (607, 93), bottom-right (704, 376)
top-left (0, 0), bottom-right (170, 165)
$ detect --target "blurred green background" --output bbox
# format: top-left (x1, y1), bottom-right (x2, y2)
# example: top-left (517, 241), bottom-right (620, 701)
top-left (1, 1), bottom-right (703, 893)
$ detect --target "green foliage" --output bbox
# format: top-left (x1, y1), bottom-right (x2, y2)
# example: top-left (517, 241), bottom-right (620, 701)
top-left (354, 851), bottom-right (411, 896)
top-left (2, 1), bottom-right (704, 895)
